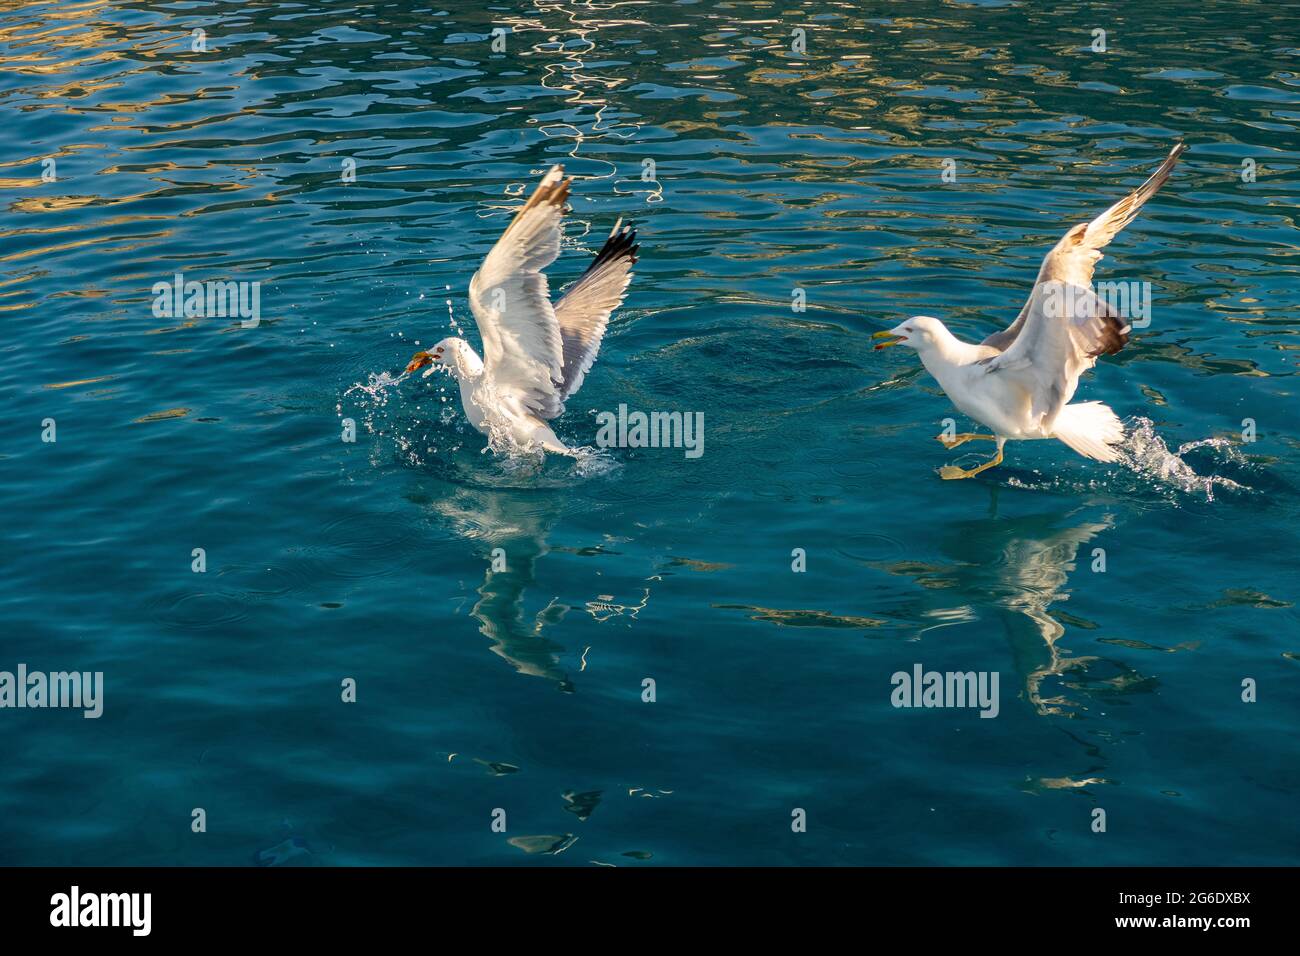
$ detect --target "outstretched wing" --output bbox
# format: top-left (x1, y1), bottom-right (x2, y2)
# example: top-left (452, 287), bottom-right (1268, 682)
top-left (553, 219), bottom-right (638, 403)
top-left (467, 166), bottom-right (569, 420)
top-left (979, 142), bottom-right (1185, 431)
top-left (982, 141), bottom-right (1186, 353)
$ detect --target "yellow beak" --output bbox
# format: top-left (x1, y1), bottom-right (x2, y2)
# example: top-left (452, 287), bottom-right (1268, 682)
top-left (872, 330), bottom-right (903, 350)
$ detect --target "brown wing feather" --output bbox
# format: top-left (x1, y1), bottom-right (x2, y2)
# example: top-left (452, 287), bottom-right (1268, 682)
top-left (982, 141), bottom-right (1185, 353)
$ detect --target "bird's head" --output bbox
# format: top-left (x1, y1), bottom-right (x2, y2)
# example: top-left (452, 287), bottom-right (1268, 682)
top-left (872, 316), bottom-right (947, 353)
top-left (404, 337), bottom-right (472, 378)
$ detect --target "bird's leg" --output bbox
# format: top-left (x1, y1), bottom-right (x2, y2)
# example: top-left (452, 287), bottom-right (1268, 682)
top-left (934, 432), bottom-right (995, 450)
top-left (938, 445), bottom-right (1004, 481)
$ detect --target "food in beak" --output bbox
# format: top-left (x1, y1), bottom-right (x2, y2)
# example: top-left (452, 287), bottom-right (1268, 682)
top-left (404, 351), bottom-right (433, 374)
top-left (872, 330), bottom-right (904, 350)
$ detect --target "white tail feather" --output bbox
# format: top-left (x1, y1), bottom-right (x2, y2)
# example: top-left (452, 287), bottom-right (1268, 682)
top-left (1052, 401), bottom-right (1125, 462)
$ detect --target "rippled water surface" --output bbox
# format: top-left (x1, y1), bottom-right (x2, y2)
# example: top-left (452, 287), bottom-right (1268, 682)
top-left (2, 1), bottom-right (1298, 865)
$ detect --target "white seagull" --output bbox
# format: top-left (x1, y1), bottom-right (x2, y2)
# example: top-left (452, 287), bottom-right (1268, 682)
top-left (873, 142), bottom-right (1186, 479)
top-left (404, 166), bottom-right (638, 454)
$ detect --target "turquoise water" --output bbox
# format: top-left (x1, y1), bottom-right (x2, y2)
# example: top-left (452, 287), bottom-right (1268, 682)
top-left (2, 1), bottom-right (1297, 866)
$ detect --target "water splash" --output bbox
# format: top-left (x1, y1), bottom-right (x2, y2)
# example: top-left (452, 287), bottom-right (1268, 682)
top-left (341, 360), bottom-right (619, 484)
top-left (444, 285), bottom-right (463, 338)
top-left (340, 296), bottom-right (466, 467)
top-left (342, 287), bottom-right (617, 478)
top-left (343, 368), bottom-right (409, 403)
top-left (1114, 417), bottom-right (1249, 501)
top-left (568, 444), bottom-right (621, 478)
top-left (479, 413), bottom-right (621, 479)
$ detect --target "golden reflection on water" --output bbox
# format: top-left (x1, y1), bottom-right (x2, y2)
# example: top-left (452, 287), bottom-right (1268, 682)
top-left (0, 0), bottom-right (118, 77)
top-left (714, 604), bottom-right (888, 629)
top-left (133, 406), bottom-right (189, 423)
top-left (496, 1), bottom-right (664, 210)
top-left (43, 374), bottom-right (113, 389)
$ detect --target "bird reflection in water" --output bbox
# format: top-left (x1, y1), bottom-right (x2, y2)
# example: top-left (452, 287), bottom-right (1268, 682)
top-left (883, 492), bottom-right (1151, 717)
top-left (427, 488), bottom-right (572, 685)
top-left (425, 485), bottom-right (651, 689)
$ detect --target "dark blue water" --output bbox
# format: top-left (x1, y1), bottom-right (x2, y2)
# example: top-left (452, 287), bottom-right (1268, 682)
top-left (2, 1), bottom-right (1297, 866)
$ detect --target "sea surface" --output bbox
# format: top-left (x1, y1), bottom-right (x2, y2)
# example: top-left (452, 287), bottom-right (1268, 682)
top-left (1, 0), bottom-right (1297, 866)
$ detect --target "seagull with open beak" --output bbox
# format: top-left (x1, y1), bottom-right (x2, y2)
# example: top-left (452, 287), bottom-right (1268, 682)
top-left (870, 142), bottom-right (1186, 479)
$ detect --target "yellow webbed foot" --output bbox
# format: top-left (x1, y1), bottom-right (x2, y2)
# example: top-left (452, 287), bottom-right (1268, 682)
top-left (935, 433), bottom-right (995, 450)
top-left (939, 446), bottom-right (1004, 480)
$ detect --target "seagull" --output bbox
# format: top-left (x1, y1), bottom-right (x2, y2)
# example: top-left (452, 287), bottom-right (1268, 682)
top-left (873, 142), bottom-right (1186, 479)
top-left (403, 166), bottom-right (638, 454)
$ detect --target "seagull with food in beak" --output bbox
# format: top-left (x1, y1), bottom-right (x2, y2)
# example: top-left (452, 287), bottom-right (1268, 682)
top-left (404, 165), bottom-right (639, 455)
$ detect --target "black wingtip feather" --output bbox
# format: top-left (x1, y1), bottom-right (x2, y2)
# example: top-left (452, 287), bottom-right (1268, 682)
top-left (587, 223), bottom-right (639, 272)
